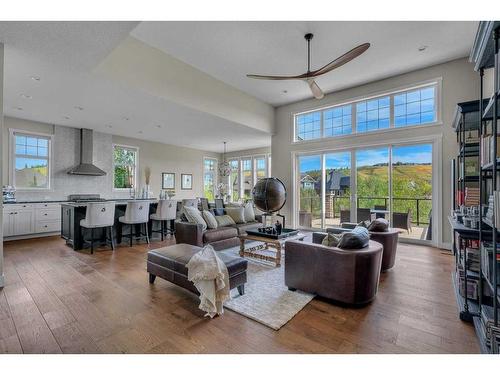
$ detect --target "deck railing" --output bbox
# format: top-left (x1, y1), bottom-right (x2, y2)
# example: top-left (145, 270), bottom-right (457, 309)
top-left (299, 195), bottom-right (432, 226)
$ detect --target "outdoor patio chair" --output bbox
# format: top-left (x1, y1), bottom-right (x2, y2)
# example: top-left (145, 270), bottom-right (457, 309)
top-left (392, 209), bottom-right (412, 233)
top-left (374, 204), bottom-right (387, 219)
top-left (340, 209), bottom-right (350, 223)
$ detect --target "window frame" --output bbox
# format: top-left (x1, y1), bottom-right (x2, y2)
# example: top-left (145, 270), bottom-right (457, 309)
top-left (293, 79), bottom-right (442, 144)
top-left (9, 129), bottom-right (53, 191)
top-left (227, 153), bottom-right (271, 201)
top-left (112, 143), bottom-right (139, 191)
top-left (203, 157), bottom-right (218, 200)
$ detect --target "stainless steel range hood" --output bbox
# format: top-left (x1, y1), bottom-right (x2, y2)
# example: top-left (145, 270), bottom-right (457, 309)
top-left (67, 129), bottom-right (107, 176)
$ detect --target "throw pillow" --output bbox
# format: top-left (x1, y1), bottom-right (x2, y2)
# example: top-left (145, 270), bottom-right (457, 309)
top-left (321, 233), bottom-right (342, 247)
top-left (225, 206), bottom-right (246, 224)
top-left (183, 206), bottom-right (207, 231)
top-left (215, 214), bottom-right (236, 227)
top-left (368, 218), bottom-right (389, 232)
top-left (202, 210), bottom-right (218, 229)
top-left (338, 226), bottom-right (369, 249)
top-left (243, 202), bottom-right (256, 222)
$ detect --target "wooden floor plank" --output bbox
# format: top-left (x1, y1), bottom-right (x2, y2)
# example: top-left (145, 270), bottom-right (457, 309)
top-left (1, 235), bottom-right (480, 354)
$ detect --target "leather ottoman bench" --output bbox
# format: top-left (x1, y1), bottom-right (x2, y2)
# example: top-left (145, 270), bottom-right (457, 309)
top-left (147, 243), bottom-right (248, 296)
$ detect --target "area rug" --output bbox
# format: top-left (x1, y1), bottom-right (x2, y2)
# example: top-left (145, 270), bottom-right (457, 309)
top-left (221, 245), bottom-right (315, 330)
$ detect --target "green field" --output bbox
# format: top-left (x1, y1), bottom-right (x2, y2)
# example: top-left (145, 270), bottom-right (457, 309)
top-left (300, 163), bottom-right (432, 225)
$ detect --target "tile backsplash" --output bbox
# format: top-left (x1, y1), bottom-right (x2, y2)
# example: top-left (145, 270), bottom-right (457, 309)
top-left (15, 126), bottom-right (130, 201)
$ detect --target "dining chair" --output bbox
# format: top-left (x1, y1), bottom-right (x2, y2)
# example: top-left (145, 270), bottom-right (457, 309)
top-left (80, 201), bottom-right (116, 254)
top-left (214, 198), bottom-right (225, 216)
top-left (199, 197), bottom-right (210, 211)
top-left (118, 201), bottom-right (151, 246)
top-left (150, 199), bottom-right (177, 241)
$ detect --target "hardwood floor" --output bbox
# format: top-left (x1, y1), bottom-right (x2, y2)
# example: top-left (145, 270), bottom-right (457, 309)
top-left (0, 235), bottom-right (479, 354)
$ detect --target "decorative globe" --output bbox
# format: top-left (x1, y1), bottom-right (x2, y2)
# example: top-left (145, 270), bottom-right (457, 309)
top-left (252, 177), bottom-right (287, 213)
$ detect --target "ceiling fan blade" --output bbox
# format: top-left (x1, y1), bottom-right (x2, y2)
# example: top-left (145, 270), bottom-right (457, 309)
top-left (308, 79), bottom-right (324, 99)
top-left (246, 73), bottom-right (308, 80)
top-left (309, 43), bottom-right (370, 77)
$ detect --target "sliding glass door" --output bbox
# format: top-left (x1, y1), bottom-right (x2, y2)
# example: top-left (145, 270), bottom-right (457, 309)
top-left (296, 142), bottom-right (433, 244)
top-left (324, 152), bottom-right (351, 227)
top-left (298, 155), bottom-right (322, 229)
top-left (355, 148), bottom-right (389, 223)
top-left (391, 144), bottom-right (432, 241)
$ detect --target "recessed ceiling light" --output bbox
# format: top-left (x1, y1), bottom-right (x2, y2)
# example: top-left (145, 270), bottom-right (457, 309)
top-left (138, 130), bottom-right (143, 134)
top-left (62, 115), bottom-right (70, 120)
top-left (74, 106), bottom-right (84, 111)
top-left (122, 116), bottom-right (130, 121)
top-left (282, 90), bottom-right (288, 94)
top-left (107, 125), bottom-right (113, 128)
top-left (31, 76), bottom-right (41, 81)
top-left (13, 106), bottom-right (23, 111)
top-left (156, 124), bottom-right (162, 128)
top-left (20, 94), bottom-right (32, 99)
top-left (418, 45), bottom-right (428, 52)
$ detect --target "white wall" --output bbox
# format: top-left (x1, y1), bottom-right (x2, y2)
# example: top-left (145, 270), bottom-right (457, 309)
top-left (272, 58), bottom-right (480, 247)
top-left (95, 36), bottom-right (275, 135)
top-left (0, 43), bottom-right (4, 287)
top-left (2, 117), bottom-right (220, 201)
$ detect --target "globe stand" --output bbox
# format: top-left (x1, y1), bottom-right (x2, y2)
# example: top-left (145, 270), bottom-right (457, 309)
top-left (262, 213), bottom-right (285, 230)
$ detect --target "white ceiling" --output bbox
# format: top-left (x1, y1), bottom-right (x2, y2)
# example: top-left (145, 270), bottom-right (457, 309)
top-left (131, 21), bottom-right (479, 106)
top-left (0, 22), bottom-right (271, 153)
top-left (0, 21), bottom-right (478, 153)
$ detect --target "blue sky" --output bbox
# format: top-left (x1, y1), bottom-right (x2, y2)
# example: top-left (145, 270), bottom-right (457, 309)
top-left (299, 144), bottom-right (432, 171)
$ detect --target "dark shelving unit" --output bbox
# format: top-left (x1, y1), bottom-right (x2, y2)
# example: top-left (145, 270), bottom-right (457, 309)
top-left (465, 21), bottom-right (500, 353)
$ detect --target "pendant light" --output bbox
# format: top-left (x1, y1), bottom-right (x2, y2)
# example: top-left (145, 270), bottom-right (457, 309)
top-left (219, 141), bottom-right (232, 177)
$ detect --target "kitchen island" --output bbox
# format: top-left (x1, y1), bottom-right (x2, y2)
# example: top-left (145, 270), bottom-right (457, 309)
top-left (60, 199), bottom-right (167, 250)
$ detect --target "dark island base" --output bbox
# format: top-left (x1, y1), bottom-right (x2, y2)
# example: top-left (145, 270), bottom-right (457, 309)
top-left (61, 202), bottom-right (175, 250)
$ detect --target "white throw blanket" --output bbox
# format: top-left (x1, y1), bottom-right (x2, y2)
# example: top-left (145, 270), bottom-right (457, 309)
top-left (186, 245), bottom-right (230, 318)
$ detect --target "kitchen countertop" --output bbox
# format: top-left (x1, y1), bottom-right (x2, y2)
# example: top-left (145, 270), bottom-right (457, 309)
top-left (61, 199), bottom-right (158, 207)
top-left (3, 200), bottom-right (69, 204)
top-left (4, 198), bottom-right (160, 205)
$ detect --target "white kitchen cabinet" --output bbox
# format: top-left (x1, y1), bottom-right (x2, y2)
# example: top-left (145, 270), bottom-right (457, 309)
top-left (3, 211), bottom-right (13, 237)
top-left (3, 202), bottom-right (61, 239)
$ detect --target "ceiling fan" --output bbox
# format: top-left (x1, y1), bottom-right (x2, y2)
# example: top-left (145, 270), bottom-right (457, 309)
top-left (247, 33), bottom-right (370, 100)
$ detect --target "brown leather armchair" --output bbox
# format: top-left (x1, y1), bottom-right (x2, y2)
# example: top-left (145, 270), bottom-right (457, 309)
top-left (285, 236), bottom-right (383, 305)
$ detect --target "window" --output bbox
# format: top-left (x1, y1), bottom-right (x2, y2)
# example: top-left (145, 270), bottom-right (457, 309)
top-left (227, 154), bottom-right (272, 202)
top-left (296, 112), bottom-right (321, 141)
top-left (203, 157), bottom-right (218, 200)
top-left (113, 145), bottom-right (138, 189)
top-left (241, 158), bottom-right (253, 199)
top-left (394, 86), bottom-right (435, 127)
top-left (254, 156), bottom-right (268, 181)
top-left (356, 96), bottom-right (390, 132)
top-left (229, 159), bottom-right (240, 202)
top-left (323, 105), bottom-right (352, 136)
top-left (294, 82), bottom-right (439, 141)
top-left (11, 131), bottom-right (51, 189)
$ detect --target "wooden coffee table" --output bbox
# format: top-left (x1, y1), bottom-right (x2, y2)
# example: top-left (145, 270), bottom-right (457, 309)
top-left (238, 232), bottom-right (306, 267)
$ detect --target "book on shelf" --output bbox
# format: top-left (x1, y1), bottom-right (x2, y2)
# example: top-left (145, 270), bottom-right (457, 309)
top-left (480, 134), bottom-right (500, 166)
top-left (464, 187), bottom-right (480, 206)
top-left (464, 157), bottom-right (479, 176)
top-left (480, 243), bottom-right (500, 283)
top-left (457, 265), bottom-right (479, 300)
top-left (480, 305), bottom-right (500, 348)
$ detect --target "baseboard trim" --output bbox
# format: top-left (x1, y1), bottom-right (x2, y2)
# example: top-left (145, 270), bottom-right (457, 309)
top-left (438, 242), bottom-right (452, 251)
top-left (3, 232), bottom-right (60, 242)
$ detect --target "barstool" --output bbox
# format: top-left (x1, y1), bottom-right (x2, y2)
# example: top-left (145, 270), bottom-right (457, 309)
top-left (119, 201), bottom-right (151, 246)
top-left (80, 201), bottom-right (116, 254)
top-left (150, 199), bottom-right (177, 241)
